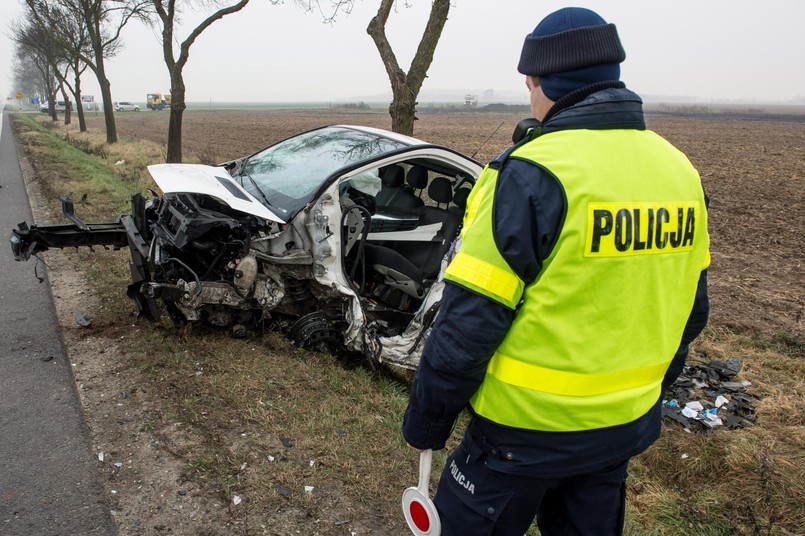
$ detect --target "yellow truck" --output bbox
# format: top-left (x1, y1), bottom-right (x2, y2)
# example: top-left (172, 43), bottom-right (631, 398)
top-left (146, 93), bottom-right (171, 110)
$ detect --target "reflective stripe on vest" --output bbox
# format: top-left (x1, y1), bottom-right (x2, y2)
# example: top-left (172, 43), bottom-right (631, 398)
top-left (486, 353), bottom-right (672, 397)
top-left (445, 165), bottom-right (525, 309)
top-left (463, 128), bottom-right (709, 432)
top-left (446, 250), bottom-right (522, 306)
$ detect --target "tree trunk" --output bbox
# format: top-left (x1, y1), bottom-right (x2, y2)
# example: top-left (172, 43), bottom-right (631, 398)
top-left (89, 31), bottom-right (117, 144)
top-left (97, 69), bottom-right (117, 144)
top-left (74, 75), bottom-right (87, 132)
top-left (157, 1), bottom-right (251, 162)
top-left (390, 84), bottom-right (416, 136)
top-left (166, 75), bottom-right (185, 163)
top-left (367, 0), bottom-right (450, 136)
top-left (43, 69), bottom-right (57, 122)
top-left (60, 86), bottom-right (71, 126)
top-left (48, 91), bottom-right (58, 122)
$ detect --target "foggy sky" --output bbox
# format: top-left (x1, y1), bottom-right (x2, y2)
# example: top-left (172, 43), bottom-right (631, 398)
top-left (2, 0), bottom-right (804, 105)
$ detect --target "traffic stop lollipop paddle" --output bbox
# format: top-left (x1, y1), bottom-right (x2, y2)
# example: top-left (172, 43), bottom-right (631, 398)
top-left (402, 449), bottom-right (441, 535)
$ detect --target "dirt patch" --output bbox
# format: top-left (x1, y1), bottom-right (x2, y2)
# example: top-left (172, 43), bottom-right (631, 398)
top-left (649, 116), bottom-right (804, 345)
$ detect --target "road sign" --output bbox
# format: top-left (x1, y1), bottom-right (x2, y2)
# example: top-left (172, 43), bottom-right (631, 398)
top-left (16, 91), bottom-right (23, 100)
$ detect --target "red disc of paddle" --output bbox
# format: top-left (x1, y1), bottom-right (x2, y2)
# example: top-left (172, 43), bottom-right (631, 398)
top-left (402, 449), bottom-right (441, 535)
top-left (409, 499), bottom-right (430, 531)
top-left (402, 486), bottom-right (440, 535)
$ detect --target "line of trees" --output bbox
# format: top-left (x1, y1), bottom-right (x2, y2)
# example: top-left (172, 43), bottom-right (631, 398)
top-left (19, 0), bottom-right (150, 141)
top-left (10, 0), bottom-right (453, 162)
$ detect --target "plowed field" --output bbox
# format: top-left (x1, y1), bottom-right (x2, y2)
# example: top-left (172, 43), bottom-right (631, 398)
top-left (90, 108), bottom-right (804, 346)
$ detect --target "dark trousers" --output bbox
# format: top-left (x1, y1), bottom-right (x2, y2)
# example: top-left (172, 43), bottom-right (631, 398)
top-left (433, 437), bottom-right (629, 536)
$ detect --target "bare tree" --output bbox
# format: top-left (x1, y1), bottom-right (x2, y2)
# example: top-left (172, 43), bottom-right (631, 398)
top-left (34, 58), bottom-right (60, 121)
top-left (293, 0), bottom-right (354, 23)
top-left (9, 18), bottom-right (62, 122)
top-left (26, 6), bottom-right (82, 127)
top-left (296, 0), bottom-right (452, 136)
top-left (50, 5), bottom-right (95, 131)
top-left (148, 0), bottom-right (253, 163)
top-left (367, 0), bottom-right (450, 135)
top-left (11, 56), bottom-right (47, 103)
top-left (52, 57), bottom-right (91, 131)
top-left (57, 77), bottom-right (73, 125)
top-left (26, 0), bottom-right (148, 143)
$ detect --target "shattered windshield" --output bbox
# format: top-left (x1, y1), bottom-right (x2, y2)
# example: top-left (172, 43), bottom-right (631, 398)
top-left (236, 126), bottom-right (408, 218)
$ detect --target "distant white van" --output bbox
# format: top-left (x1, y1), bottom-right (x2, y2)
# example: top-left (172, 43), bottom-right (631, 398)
top-left (114, 101), bottom-right (140, 112)
top-left (40, 100), bottom-right (70, 113)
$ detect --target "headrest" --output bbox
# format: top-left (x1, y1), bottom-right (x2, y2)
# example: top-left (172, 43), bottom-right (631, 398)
top-left (452, 187), bottom-right (471, 209)
top-left (381, 164), bottom-right (405, 188)
top-left (407, 165), bottom-right (429, 190)
top-left (428, 177), bottom-right (453, 205)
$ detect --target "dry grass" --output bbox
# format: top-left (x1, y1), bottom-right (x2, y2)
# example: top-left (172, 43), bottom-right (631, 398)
top-left (12, 112), bottom-right (805, 535)
top-left (628, 328), bottom-right (805, 535)
top-left (19, 116), bottom-right (159, 222)
top-left (115, 324), bottom-right (428, 531)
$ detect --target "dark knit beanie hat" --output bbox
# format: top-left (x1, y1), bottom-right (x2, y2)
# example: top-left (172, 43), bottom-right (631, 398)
top-left (518, 7), bottom-right (626, 101)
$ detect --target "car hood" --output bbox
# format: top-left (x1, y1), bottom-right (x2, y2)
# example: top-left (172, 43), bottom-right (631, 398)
top-left (147, 164), bottom-right (285, 223)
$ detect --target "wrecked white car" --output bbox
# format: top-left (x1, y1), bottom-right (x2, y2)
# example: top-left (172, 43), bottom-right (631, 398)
top-left (11, 125), bottom-right (482, 369)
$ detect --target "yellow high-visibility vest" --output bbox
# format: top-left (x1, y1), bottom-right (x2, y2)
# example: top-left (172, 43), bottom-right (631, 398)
top-left (445, 128), bottom-right (710, 431)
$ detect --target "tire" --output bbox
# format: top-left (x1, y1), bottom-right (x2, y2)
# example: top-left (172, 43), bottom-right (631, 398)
top-left (288, 310), bottom-right (347, 357)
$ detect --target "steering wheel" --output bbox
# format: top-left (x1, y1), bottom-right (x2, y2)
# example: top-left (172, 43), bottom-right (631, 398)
top-left (340, 204), bottom-right (373, 292)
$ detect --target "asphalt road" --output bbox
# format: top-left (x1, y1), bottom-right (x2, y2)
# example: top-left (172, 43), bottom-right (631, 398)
top-left (0, 110), bottom-right (116, 535)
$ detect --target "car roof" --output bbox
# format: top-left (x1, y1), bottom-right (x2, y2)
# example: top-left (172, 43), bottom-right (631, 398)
top-left (333, 124), bottom-right (426, 147)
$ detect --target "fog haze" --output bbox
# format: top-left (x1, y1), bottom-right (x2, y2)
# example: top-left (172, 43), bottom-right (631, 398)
top-left (3, 0), bottom-right (804, 106)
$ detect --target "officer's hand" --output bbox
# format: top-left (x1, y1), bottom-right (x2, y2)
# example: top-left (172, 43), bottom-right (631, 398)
top-left (407, 443), bottom-right (424, 454)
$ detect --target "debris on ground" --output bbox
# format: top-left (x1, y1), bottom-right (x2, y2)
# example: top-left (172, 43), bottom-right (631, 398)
top-left (662, 358), bottom-right (761, 432)
top-left (75, 310), bottom-right (92, 327)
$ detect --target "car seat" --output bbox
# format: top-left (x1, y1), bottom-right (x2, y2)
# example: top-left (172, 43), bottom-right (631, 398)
top-left (363, 243), bottom-right (424, 299)
top-left (405, 165), bottom-right (429, 204)
top-left (377, 164), bottom-right (424, 210)
top-left (449, 187), bottom-right (471, 216)
top-left (376, 165), bottom-right (406, 206)
top-left (396, 177), bottom-right (461, 279)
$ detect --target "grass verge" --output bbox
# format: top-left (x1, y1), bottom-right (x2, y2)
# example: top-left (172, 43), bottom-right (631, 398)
top-left (11, 114), bottom-right (804, 535)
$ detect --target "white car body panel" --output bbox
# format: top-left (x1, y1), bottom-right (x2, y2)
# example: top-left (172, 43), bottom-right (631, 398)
top-left (147, 164), bottom-right (285, 223)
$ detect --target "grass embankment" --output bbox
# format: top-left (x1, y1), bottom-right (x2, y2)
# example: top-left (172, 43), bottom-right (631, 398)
top-left (11, 114), bottom-right (804, 535)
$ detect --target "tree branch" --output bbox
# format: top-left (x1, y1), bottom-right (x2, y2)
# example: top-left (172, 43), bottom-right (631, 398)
top-left (366, 0), bottom-right (403, 88)
top-left (176, 0), bottom-right (250, 70)
top-left (407, 0), bottom-right (449, 94)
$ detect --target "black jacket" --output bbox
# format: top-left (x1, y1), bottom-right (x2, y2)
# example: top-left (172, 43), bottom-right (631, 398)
top-left (401, 83), bottom-right (710, 478)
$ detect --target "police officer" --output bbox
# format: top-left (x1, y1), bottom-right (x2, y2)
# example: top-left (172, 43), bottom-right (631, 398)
top-left (402, 7), bottom-right (710, 536)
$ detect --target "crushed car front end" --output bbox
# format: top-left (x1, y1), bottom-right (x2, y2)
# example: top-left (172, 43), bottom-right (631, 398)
top-left (10, 125), bottom-right (483, 369)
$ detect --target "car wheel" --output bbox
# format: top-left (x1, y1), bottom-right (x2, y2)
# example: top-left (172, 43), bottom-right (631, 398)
top-left (135, 107), bottom-right (139, 112)
top-left (288, 310), bottom-right (346, 357)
